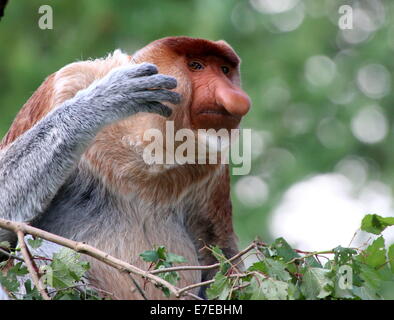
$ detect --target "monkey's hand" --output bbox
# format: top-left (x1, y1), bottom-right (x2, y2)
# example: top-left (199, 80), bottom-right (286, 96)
top-left (75, 62), bottom-right (180, 126)
top-left (0, 63), bottom-right (179, 242)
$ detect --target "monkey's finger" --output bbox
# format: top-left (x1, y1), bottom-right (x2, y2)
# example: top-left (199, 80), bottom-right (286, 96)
top-left (125, 63), bottom-right (158, 78)
top-left (133, 89), bottom-right (181, 105)
top-left (130, 75), bottom-right (177, 91)
top-left (139, 101), bottom-right (173, 117)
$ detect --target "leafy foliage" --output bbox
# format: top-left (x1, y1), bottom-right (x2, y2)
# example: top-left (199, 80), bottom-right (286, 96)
top-left (203, 214), bottom-right (394, 300)
top-left (0, 244), bottom-right (101, 300)
top-left (361, 214), bottom-right (394, 235)
top-left (140, 245), bottom-right (186, 297)
top-left (1, 214), bottom-right (394, 300)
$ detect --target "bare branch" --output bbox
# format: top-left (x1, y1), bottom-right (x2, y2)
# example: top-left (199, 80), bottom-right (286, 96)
top-left (0, 247), bottom-right (24, 262)
top-left (16, 230), bottom-right (50, 300)
top-left (127, 274), bottom-right (148, 300)
top-left (177, 279), bottom-right (215, 296)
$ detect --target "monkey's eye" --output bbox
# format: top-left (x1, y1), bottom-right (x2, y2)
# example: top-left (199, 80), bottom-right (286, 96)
top-left (188, 61), bottom-right (204, 71)
top-left (221, 66), bottom-right (230, 74)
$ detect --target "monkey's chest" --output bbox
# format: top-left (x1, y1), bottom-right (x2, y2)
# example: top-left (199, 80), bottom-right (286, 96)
top-left (35, 183), bottom-right (200, 260)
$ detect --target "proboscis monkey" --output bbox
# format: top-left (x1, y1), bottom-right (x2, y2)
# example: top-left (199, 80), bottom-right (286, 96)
top-left (0, 36), bottom-right (251, 299)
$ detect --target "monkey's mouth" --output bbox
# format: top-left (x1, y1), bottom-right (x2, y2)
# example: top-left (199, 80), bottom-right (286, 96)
top-left (200, 109), bottom-right (238, 117)
top-left (199, 108), bottom-right (241, 121)
top-left (194, 108), bottom-right (241, 130)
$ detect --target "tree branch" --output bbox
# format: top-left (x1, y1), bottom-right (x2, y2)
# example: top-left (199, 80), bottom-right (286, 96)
top-left (16, 230), bottom-right (50, 300)
top-left (0, 247), bottom-right (24, 262)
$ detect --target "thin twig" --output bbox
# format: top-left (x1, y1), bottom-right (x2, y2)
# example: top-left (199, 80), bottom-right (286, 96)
top-left (0, 247), bottom-right (24, 262)
top-left (184, 292), bottom-right (204, 300)
top-left (287, 250), bottom-right (336, 264)
top-left (177, 279), bottom-right (215, 296)
top-left (127, 274), bottom-right (148, 300)
top-left (16, 231), bottom-right (50, 300)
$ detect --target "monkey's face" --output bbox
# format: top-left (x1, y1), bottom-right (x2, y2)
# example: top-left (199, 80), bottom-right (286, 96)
top-left (185, 55), bottom-right (250, 131)
top-left (132, 37), bottom-right (251, 132)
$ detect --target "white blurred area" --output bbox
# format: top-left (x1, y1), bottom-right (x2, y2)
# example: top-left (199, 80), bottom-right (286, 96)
top-left (305, 56), bottom-right (337, 87)
top-left (249, 0), bottom-right (305, 33)
top-left (351, 105), bottom-right (388, 144)
top-left (235, 176), bottom-right (269, 208)
top-left (245, 0), bottom-right (387, 41)
top-left (269, 173), bottom-right (394, 251)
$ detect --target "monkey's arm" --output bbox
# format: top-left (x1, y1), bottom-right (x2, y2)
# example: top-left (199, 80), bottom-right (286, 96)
top-left (193, 166), bottom-right (240, 298)
top-left (200, 166), bottom-right (240, 275)
top-left (0, 63), bottom-right (179, 242)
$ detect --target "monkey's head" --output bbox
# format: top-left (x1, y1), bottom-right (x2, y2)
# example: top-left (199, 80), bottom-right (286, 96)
top-left (132, 36), bottom-right (251, 131)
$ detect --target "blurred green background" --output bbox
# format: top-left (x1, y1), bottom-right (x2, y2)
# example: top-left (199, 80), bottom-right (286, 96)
top-left (0, 0), bottom-right (393, 250)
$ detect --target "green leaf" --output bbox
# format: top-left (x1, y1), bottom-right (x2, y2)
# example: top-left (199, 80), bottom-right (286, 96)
top-left (267, 238), bottom-right (300, 273)
top-left (250, 275), bottom-right (288, 300)
top-left (358, 264), bottom-right (382, 290)
top-left (301, 268), bottom-right (333, 299)
top-left (206, 272), bottom-right (231, 300)
top-left (9, 262), bottom-right (29, 276)
top-left (270, 238), bottom-right (300, 262)
top-left (140, 246), bottom-right (186, 298)
top-left (210, 246), bottom-right (231, 274)
top-left (156, 264), bottom-right (180, 287)
top-left (166, 252), bottom-right (187, 264)
top-left (0, 273), bottom-right (20, 292)
top-left (156, 246), bottom-right (167, 260)
top-left (22, 280), bottom-right (42, 300)
top-left (249, 258), bottom-right (291, 281)
top-left (358, 236), bottom-right (386, 268)
top-left (287, 282), bottom-right (302, 300)
top-left (333, 246), bottom-right (357, 265)
top-left (0, 241), bottom-right (11, 249)
top-left (0, 262), bottom-right (29, 294)
top-left (43, 248), bottom-right (89, 289)
top-left (161, 287), bottom-right (170, 298)
top-left (388, 244), bottom-right (394, 274)
top-left (54, 289), bottom-right (82, 300)
top-left (140, 250), bottom-right (160, 263)
top-left (305, 256), bottom-right (323, 268)
top-left (352, 284), bottom-right (380, 300)
top-left (379, 280), bottom-right (394, 299)
top-left (27, 237), bottom-right (43, 249)
top-left (140, 246), bottom-right (186, 265)
top-left (361, 214), bottom-right (394, 235)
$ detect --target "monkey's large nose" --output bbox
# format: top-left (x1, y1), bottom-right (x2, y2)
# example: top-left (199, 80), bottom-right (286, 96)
top-left (216, 86), bottom-right (251, 118)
